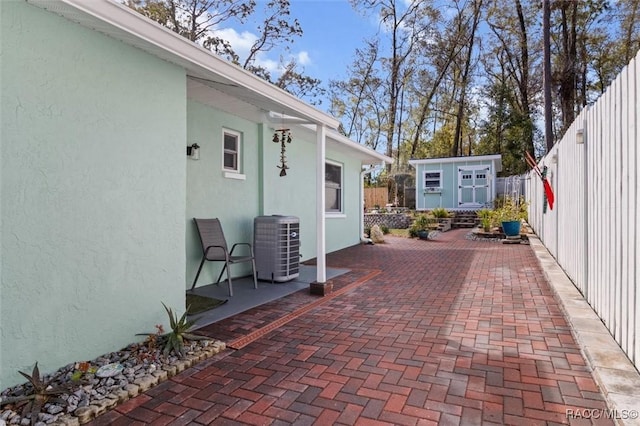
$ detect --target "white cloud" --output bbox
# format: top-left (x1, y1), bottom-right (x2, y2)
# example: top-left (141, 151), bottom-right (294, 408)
top-left (213, 27), bottom-right (257, 57)
top-left (297, 51), bottom-right (311, 66)
top-left (212, 28), bottom-right (313, 77)
top-left (257, 55), bottom-right (280, 73)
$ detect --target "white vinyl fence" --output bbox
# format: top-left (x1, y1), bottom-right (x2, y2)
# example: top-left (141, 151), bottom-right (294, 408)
top-left (525, 50), bottom-right (639, 371)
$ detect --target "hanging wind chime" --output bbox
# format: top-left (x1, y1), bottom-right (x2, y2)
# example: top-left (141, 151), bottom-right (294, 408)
top-left (272, 127), bottom-right (292, 176)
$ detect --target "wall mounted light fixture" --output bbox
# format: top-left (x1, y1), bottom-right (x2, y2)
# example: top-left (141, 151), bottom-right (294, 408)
top-left (187, 143), bottom-right (200, 160)
top-left (576, 128), bottom-right (584, 144)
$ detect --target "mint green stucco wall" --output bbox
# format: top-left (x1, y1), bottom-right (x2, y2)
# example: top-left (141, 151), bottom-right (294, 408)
top-left (1, 1), bottom-right (186, 388)
top-left (185, 100), bottom-right (260, 286)
top-left (185, 100), bottom-right (363, 282)
top-left (261, 134), bottom-right (362, 261)
top-left (324, 154), bottom-right (362, 253)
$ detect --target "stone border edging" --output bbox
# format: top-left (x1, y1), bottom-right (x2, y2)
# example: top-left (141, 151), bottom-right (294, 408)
top-left (528, 235), bottom-right (640, 425)
top-left (44, 341), bottom-right (227, 426)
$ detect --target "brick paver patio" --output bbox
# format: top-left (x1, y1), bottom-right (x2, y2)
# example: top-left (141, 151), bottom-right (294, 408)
top-left (90, 229), bottom-right (612, 425)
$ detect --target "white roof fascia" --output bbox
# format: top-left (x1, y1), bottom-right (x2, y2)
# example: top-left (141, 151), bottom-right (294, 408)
top-left (27, 0), bottom-right (340, 129)
top-left (267, 112), bottom-right (314, 126)
top-left (408, 154), bottom-right (502, 166)
top-left (327, 130), bottom-right (392, 165)
top-left (288, 123), bottom-right (392, 165)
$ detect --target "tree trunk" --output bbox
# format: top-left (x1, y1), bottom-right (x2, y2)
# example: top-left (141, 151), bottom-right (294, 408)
top-left (543, 0), bottom-right (553, 153)
top-left (451, 0), bottom-right (481, 157)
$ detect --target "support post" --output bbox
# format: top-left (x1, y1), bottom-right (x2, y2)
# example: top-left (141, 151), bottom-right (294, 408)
top-left (312, 124), bottom-right (327, 293)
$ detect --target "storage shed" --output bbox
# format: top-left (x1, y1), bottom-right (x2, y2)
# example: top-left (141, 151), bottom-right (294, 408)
top-left (409, 155), bottom-right (502, 211)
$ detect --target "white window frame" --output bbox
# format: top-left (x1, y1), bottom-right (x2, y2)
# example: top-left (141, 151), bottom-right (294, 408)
top-left (325, 160), bottom-right (344, 215)
top-left (423, 170), bottom-right (442, 192)
top-left (222, 129), bottom-right (244, 179)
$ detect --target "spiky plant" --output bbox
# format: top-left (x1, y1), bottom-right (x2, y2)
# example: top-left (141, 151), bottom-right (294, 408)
top-left (0, 363), bottom-right (78, 425)
top-left (161, 302), bottom-right (209, 357)
top-left (139, 303), bottom-right (208, 358)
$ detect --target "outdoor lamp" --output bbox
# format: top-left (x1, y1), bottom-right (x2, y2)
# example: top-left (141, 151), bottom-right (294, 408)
top-left (187, 143), bottom-right (200, 160)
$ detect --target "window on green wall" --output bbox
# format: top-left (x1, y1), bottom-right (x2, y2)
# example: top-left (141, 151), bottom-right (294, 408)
top-left (325, 161), bottom-right (343, 213)
top-left (424, 171), bottom-right (442, 188)
top-left (222, 129), bottom-right (241, 173)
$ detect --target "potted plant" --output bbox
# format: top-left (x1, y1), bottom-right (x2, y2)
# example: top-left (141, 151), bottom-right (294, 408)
top-left (410, 214), bottom-right (435, 240)
top-left (494, 196), bottom-right (527, 236)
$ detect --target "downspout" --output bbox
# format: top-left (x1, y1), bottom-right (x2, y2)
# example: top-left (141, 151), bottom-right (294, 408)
top-left (360, 164), bottom-right (384, 243)
top-left (257, 120), bottom-right (267, 215)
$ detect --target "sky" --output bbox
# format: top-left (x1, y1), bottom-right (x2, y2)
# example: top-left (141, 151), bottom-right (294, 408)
top-left (215, 0), bottom-right (379, 110)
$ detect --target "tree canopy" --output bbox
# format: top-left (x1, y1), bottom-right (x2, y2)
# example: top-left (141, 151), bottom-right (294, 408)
top-left (126, 0), bottom-right (640, 176)
top-left (125, 0), bottom-right (325, 103)
top-left (329, 0), bottom-right (639, 176)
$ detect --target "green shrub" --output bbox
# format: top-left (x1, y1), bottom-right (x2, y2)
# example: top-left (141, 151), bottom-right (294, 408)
top-left (409, 214), bottom-right (436, 237)
top-left (477, 208), bottom-right (494, 230)
top-left (494, 196), bottom-right (528, 223)
top-left (431, 207), bottom-right (449, 218)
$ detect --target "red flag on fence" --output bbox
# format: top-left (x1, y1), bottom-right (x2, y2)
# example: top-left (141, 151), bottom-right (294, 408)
top-left (525, 151), bottom-right (555, 211)
top-left (543, 179), bottom-right (554, 210)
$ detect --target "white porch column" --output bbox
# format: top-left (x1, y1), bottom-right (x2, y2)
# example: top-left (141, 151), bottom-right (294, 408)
top-left (315, 124), bottom-right (327, 283)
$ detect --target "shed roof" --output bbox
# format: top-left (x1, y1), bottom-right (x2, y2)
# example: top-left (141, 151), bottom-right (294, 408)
top-left (409, 154), bottom-right (502, 171)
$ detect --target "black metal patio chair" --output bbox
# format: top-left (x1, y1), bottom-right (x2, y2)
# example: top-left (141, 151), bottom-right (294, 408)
top-left (190, 218), bottom-right (257, 297)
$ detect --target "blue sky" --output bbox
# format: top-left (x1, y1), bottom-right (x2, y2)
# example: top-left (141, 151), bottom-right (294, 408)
top-left (214, 0), bottom-right (377, 109)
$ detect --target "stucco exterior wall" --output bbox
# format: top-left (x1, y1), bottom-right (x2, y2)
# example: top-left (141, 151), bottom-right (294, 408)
top-left (261, 127), bottom-right (317, 261)
top-left (261, 132), bottom-right (363, 261)
top-left (325, 153), bottom-right (362, 253)
top-left (1, 1), bottom-right (186, 388)
top-left (185, 100), bottom-right (364, 282)
top-left (185, 100), bottom-right (261, 286)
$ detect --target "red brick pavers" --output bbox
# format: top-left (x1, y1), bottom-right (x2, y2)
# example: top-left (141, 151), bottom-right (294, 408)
top-left (90, 229), bottom-right (612, 425)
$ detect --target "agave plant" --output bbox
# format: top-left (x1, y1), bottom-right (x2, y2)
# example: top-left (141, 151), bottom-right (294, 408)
top-left (139, 303), bottom-right (208, 358)
top-left (0, 363), bottom-right (78, 425)
top-left (162, 302), bottom-right (210, 357)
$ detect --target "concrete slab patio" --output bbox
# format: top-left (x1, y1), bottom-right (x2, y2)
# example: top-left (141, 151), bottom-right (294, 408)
top-left (88, 229), bottom-right (640, 425)
top-left (188, 265), bottom-right (350, 328)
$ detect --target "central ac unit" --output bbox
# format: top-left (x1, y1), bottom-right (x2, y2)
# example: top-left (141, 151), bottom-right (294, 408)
top-left (253, 215), bottom-right (300, 282)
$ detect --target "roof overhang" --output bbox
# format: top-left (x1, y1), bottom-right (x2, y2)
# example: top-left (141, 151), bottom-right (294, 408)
top-left (326, 130), bottom-right (393, 166)
top-left (26, 0), bottom-right (391, 166)
top-left (26, 0), bottom-right (340, 129)
top-left (279, 121), bottom-right (391, 166)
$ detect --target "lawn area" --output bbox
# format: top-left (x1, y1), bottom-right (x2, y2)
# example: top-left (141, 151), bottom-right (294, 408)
top-left (389, 228), bottom-right (410, 238)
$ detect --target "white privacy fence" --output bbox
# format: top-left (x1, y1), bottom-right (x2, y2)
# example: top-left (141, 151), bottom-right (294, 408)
top-left (525, 51), bottom-right (639, 370)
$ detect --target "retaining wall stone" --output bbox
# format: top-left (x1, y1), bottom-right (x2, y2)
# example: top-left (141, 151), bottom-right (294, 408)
top-left (364, 213), bottom-right (412, 230)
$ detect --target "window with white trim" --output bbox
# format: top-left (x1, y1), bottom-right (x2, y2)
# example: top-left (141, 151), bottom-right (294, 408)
top-left (325, 161), bottom-right (343, 213)
top-left (424, 171), bottom-right (442, 188)
top-left (222, 129), bottom-right (241, 173)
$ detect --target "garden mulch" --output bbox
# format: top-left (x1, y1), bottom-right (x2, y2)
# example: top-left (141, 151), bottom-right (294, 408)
top-left (88, 229), bottom-right (613, 425)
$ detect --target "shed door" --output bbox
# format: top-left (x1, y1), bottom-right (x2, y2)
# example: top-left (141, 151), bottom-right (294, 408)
top-left (458, 166), bottom-right (490, 207)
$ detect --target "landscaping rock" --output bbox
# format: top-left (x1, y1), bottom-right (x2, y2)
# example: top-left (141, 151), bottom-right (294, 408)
top-left (0, 338), bottom-right (226, 426)
top-left (370, 225), bottom-right (385, 243)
